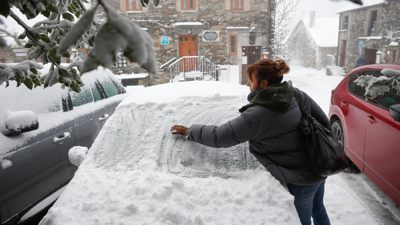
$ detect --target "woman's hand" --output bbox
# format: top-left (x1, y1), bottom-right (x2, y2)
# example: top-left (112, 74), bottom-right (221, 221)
top-left (170, 125), bottom-right (189, 136)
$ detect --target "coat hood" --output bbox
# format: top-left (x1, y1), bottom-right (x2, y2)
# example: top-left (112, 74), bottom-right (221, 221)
top-left (248, 81), bottom-right (294, 112)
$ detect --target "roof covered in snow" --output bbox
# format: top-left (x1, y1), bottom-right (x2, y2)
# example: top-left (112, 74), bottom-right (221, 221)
top-left (294, 17), bottom-right (340, 48)
top-left (337, 0), bottom-right (385, 13)
top-left (172, 22), bottom-right (203, 27)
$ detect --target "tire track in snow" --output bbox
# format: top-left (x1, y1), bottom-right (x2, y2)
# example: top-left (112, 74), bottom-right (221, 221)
top-left (330, 172), bottom-right (400, 225)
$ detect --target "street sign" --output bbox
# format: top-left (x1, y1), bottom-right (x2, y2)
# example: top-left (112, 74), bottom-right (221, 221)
top-left (359, 41), bottom-right (363, 48)
top-left (161, 36), bottom-right (169, 45)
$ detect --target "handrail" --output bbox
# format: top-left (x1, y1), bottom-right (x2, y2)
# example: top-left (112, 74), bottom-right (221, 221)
top-left (168, 56), bottom-right (199, 68)
top-left (160, 57), bottom-right (177, 69)
top-left (168, 56), bottom-right (218, 82)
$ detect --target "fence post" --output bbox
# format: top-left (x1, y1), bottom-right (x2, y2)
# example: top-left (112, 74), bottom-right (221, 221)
top-left (170, 68), bottom-right (173, 83)
top-left (183, 59), bottom-right (185, 79)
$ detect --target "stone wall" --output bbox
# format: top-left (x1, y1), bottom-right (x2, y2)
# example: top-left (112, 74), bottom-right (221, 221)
top-left (380, 0), bottom-right (400, 64)
top-left (336, 2), bottom-right (400, 72)
top-left (106, 0), bottom-right (273, 85)
top-left (0, 46), bottom-right (28, 63)
top-left (318, 47), bottom-right (337, 68)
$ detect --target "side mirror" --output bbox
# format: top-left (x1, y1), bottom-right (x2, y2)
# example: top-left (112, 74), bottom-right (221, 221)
top-left (68, 146), bottom-right (88, 167)
top-left (389, 104), bottom-right (400, 122)
top-left (2, 111), bottom-right (39, 136)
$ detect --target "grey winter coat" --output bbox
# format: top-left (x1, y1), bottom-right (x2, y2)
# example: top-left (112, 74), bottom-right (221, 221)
top-left (187, 81), bottom-right (329, 186)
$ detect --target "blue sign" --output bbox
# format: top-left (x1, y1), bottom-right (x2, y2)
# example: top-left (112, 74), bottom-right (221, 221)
top-left (161, 36), bottom-right (169, 45)
top-left (359, 41), bottom-right (363, 48)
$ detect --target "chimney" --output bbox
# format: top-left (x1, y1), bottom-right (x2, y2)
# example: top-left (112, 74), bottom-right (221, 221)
top-left (310, 11), bottom-right (316, 28)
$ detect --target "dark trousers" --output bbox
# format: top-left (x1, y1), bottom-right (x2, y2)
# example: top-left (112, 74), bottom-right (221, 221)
top-left (287, 180), bottom-right (331, 225)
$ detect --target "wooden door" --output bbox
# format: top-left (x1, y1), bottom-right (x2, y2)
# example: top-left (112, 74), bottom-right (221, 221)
top-left (365, 49), bottom-right (377, 64)
top-left (241, 46), bottom-right (261, 85)
top-left (179, 35), bottom-right (198, 72)
top-left (341, 40), bottom-right (347, 67)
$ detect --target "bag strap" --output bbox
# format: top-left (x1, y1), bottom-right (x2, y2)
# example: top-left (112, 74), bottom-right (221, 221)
top-left (293, 90), bottom-right (309, 116)
top-left (293, 90), bottom-right (312, 135)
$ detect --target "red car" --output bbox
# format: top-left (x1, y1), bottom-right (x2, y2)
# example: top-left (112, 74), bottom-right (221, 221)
top-left (329, 63), bottom-right (400, 206)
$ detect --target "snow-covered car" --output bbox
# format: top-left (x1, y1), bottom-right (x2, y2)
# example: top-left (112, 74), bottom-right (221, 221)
top-left (39, 76), bottom-right (380, 225)
top-left (0, 66), bottom-right (128, 225)
top-left (329, 63), bottom-right (400, 206)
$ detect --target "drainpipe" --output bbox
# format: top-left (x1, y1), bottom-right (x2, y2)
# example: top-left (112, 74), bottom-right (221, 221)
top-left (336, 14), bottom-right (342, 66)
top-left (268, 0), bottom-right (275, 58)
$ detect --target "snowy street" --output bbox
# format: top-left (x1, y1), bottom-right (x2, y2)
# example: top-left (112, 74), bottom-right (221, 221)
top-left (39, 65), bottom-right (400, 225)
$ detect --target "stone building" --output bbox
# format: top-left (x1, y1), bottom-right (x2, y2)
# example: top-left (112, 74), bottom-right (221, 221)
top-left (337, 0), bottom-right (400, 72)
top-left (105, 0), bottom-right (275, 85)
top-left (286, 12), bottom-right (339, 69)
top-left (0, 46), bottom-right (28, 63)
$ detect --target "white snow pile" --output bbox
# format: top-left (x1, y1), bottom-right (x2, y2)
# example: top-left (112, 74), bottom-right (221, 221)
top-left (5, 110), bottom-right (38, 131)
top-left (1, 159), bottom-right (12, 169)
top-left (68, 146), bottom-right (88, 167)
top-left (40, 66), bottom-right (379, 225)
top-left (338, 0), bottom-right (385, 13)
top-left (382, 68), bottom-right (400, 77)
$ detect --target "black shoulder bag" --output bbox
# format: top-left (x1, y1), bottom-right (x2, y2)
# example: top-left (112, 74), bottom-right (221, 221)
top-left (293, 91), bottom-right (348, 177)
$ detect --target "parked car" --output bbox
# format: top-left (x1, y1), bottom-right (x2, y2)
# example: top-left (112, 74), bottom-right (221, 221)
top-left (0, 65), bottom-right (128, 225)
top-left (329, 63), bottom-right (400, 206)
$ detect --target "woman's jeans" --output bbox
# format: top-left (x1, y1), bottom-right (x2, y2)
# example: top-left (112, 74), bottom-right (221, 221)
top-left (287, 180), bottom-right (331, 225)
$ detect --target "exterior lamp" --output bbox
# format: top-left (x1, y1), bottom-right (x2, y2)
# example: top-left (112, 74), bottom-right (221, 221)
top-left (249, 27), bottom-right (256, 45)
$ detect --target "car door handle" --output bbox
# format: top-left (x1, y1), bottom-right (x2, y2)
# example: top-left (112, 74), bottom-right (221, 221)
top-left (99, 114), bottom-right (110, 122)
top-left (53, 132), bottom-right (71, 144)
top-left (368, 116), bottom-right (377, 124)
top-left (341, 101), bottom-right (348, 107)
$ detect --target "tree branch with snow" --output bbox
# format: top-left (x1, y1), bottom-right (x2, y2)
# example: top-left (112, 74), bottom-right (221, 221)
top-left (0, 0), bottom-right (159, 92)
top-left (354, 69), bottom-right (400, 99)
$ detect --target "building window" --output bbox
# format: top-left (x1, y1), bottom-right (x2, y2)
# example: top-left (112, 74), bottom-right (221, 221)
top-left (182, 0), bottom-right (195, 10)
top-left (392, 50), bottom-right (397, 63)
top-left (77, 48), bottom-right (87, 60)
top-left (343, 15), bottom-right (349, 30)
top-left (368, 10), bottom-right (377, 36)
top-left (229, 34), bottom-right (237, 55)
top-left (126, 0), bottom-right (142, 11)
top-left (231, 0), bottom-right (243, 10)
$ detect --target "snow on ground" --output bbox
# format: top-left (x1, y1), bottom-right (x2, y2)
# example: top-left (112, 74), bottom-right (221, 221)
top-left (40, 65), bottom-right (387, 225)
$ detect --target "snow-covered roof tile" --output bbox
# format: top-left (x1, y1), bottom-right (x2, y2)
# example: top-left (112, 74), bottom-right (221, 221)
top-left (301, 17), bottom-right (340, 47)
top-left (337, 0), bottom-right (385, 13)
